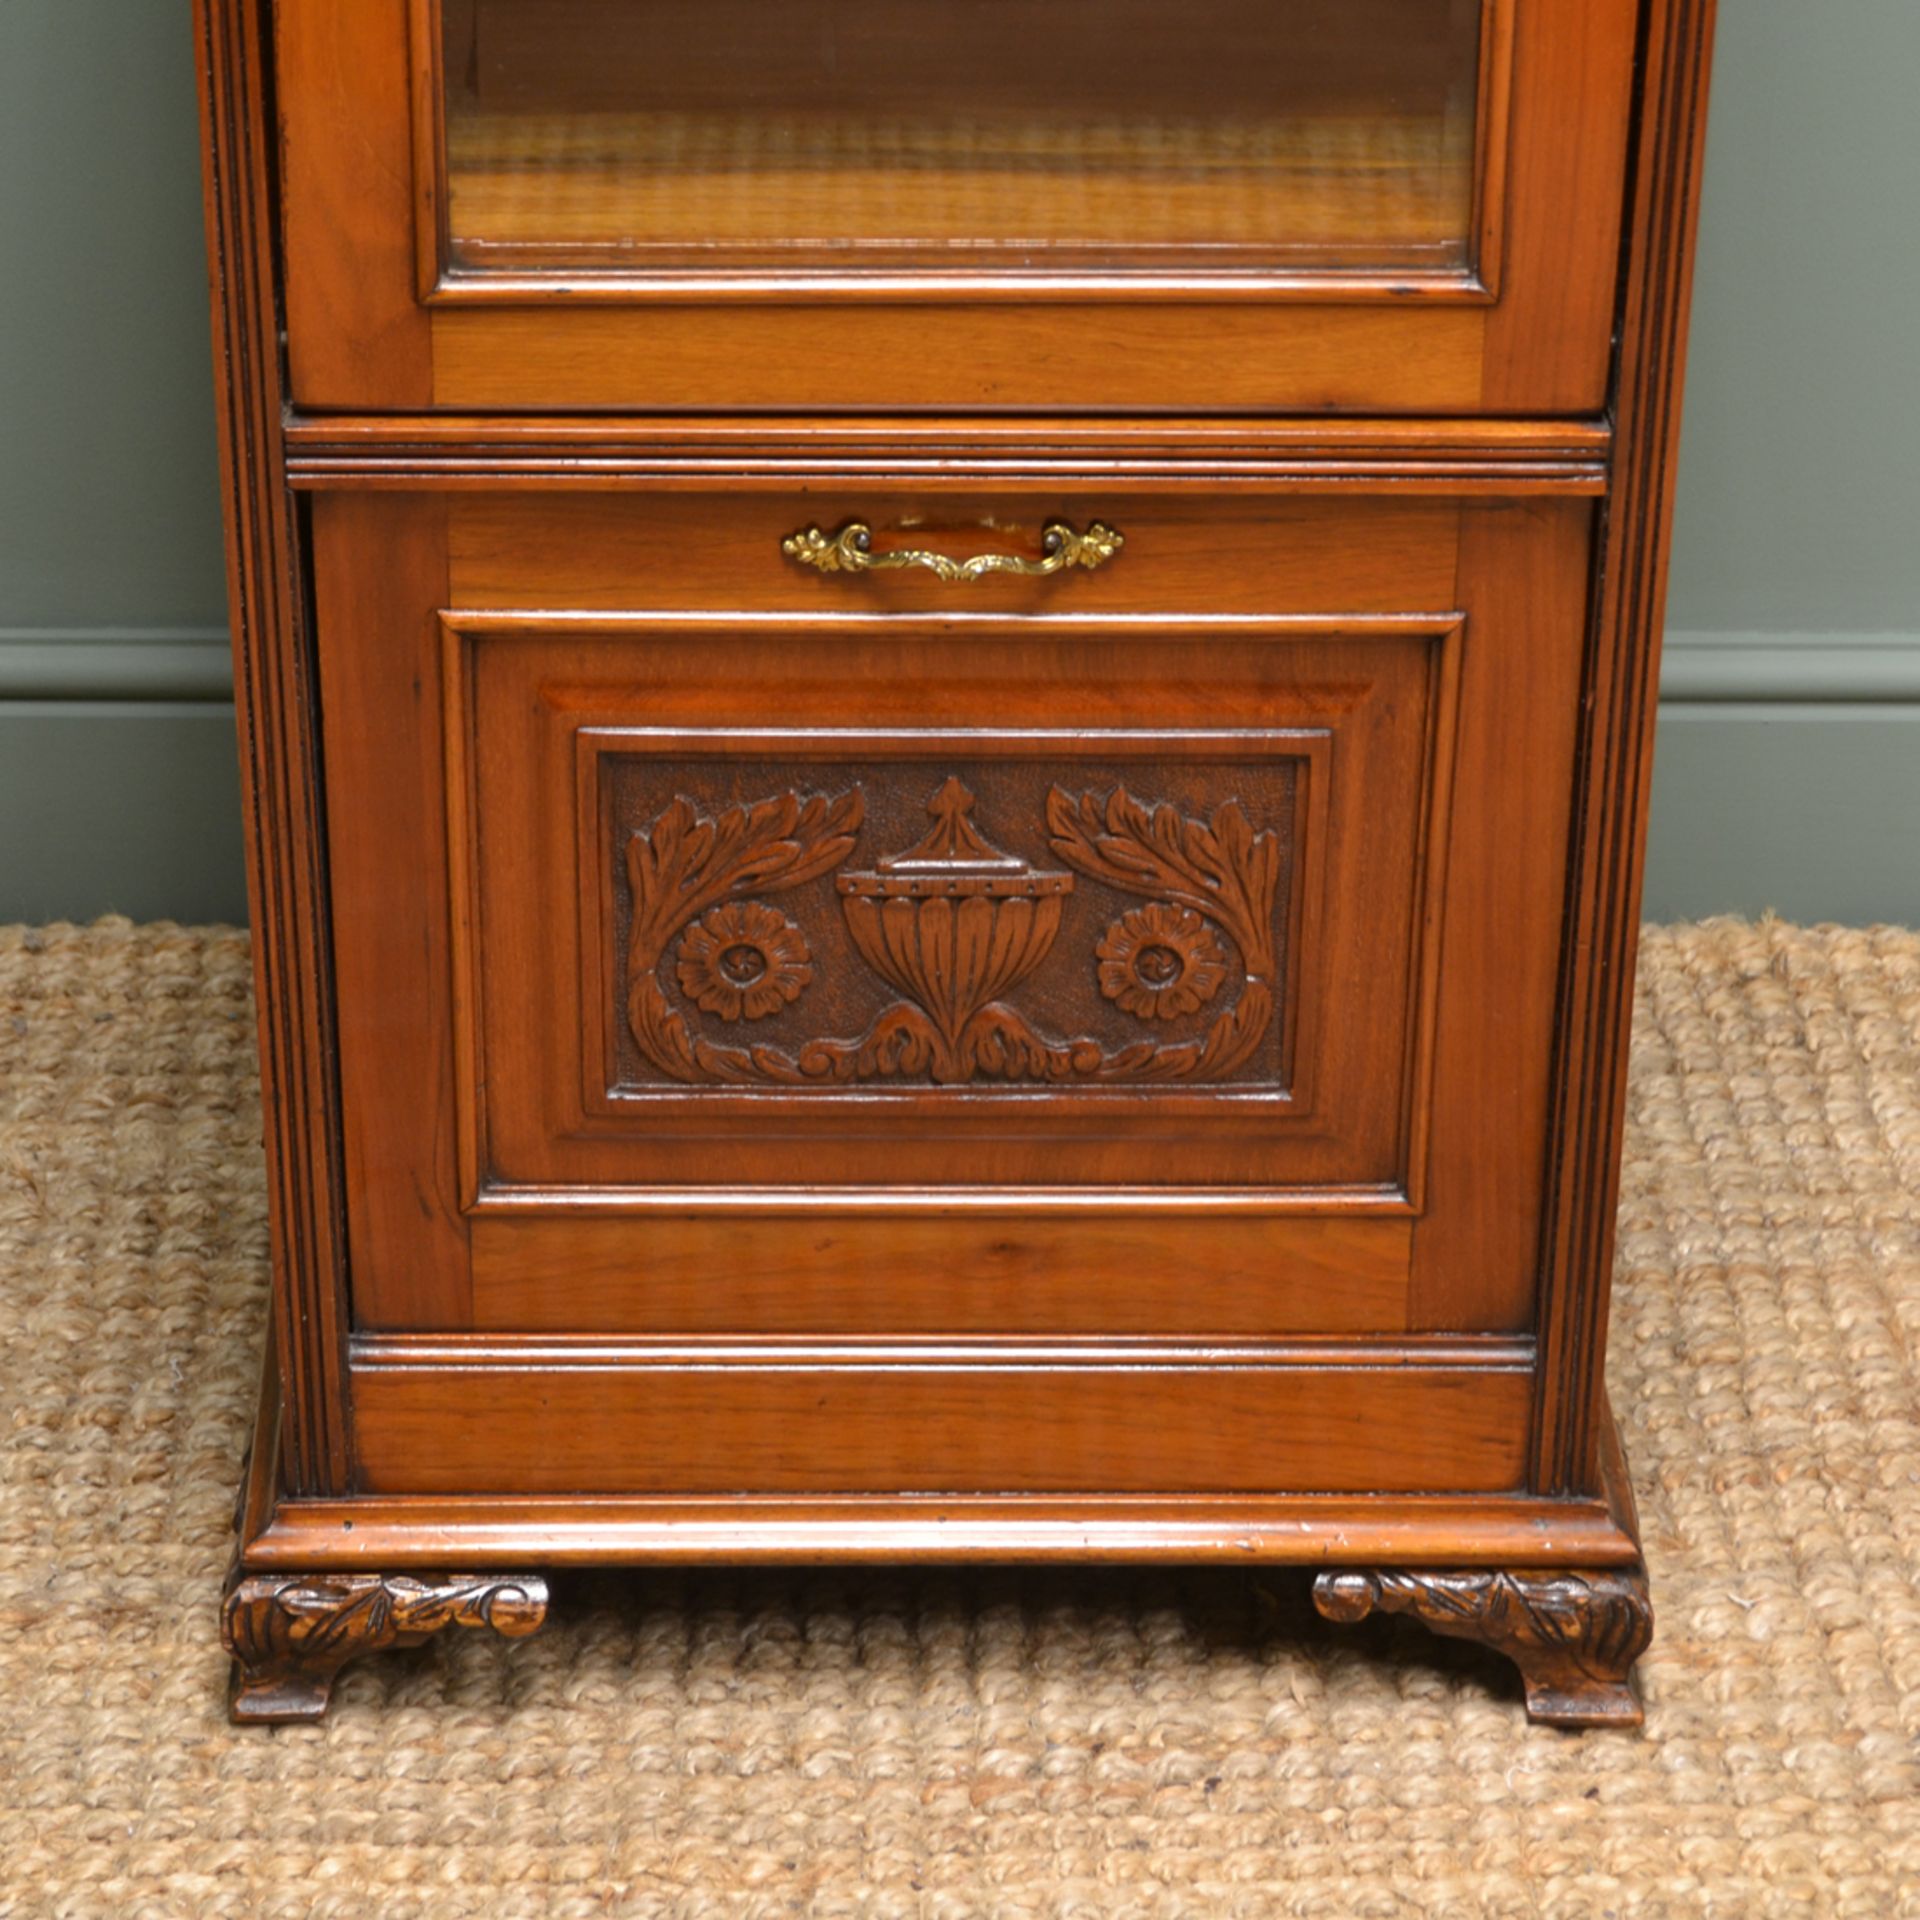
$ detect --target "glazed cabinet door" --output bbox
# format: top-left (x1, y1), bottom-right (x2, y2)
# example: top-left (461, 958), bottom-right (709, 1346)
top-left (309, 484), bottom-right (1593, 1497)
top-left (276, 0), bottom-right (1639, 412)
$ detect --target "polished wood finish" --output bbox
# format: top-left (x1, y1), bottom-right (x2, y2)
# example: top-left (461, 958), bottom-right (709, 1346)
top-left (1313, 1565), bottom-right (1654, 1728)
top-left (464, 1212), bottom-right (1416, 1336)
top-left (348, 1337), bottom-right (1535, 1495)
top-left (235, 1317), bottom-right (1646, 1573)
top-left (1411, 499), bottom-right (1585, 1330)
top-left (309, 497), bottom-right (468, 1331)
top-left (194, 0), bottom-right (353, 1494)
top-left (223, 1569), bottom-right (548, 1721)
top-left (476, 624), bottom-right (1409, 1185)
top-left (281, 414), bottom-right (1613, 493)
top-left (306, 489), bottom-right (1586, 1347)
top-left (444, 488), bottom-right (1470, 610)
top-left (277, 0), bottom-right (432, 406)
top-left (1531, 0), bottom-right (1720, 1497)
top-left (275, 0), bottom-right (1637, 412)
top-left (200, 0), bottom-right (1716, 1723)
top-left (251, 1494), bottom-right (1642, 1572)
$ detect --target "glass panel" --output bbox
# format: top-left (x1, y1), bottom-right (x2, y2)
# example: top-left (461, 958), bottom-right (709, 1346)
top-left (441, 0), bottom-right (1485, 276)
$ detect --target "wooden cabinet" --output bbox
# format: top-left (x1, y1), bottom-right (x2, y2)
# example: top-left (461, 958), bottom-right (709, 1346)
top-left (197, 0), bottom-right (1716, 1727)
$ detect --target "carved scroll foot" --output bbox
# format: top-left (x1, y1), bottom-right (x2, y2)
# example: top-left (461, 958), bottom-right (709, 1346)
top-left (221, 1571), bottom-right (550, 1723)
top-left (1312, 1565), bottom-right (1653, 1728)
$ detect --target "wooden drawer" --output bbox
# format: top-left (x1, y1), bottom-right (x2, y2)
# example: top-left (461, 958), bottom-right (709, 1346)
top-left (350, 1339), bottom-right (1536, 1495)
top-left (275, 0), bottom-right (1638, 414)
top-left (308, 483), bottom-right (1592, 1378)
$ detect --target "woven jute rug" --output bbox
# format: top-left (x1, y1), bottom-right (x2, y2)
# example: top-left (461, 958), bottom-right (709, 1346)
top-left (2, 918), bottom-right (1917, 1918)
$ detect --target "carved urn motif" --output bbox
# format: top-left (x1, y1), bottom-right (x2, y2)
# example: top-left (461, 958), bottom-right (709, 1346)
top-left (836, 778), bottom-right (1074, 1068)
top-left (620, 773), bottom-right (1283, 1089)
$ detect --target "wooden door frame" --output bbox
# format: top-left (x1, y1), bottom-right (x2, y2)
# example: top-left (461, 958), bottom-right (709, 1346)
top-left (272, 0), bottom-right (1639, 411)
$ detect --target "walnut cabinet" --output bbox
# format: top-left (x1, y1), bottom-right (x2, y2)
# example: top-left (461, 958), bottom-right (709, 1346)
top-left (197, 0), bottom-right (1716, 1724)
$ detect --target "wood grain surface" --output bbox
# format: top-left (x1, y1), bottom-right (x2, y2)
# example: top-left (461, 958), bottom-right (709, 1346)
top-left (275, 0), bottom-right (1635, 411)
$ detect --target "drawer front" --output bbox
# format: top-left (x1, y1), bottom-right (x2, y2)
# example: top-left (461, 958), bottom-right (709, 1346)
top-left (276, 0), bottom-right (1637, 413)
top-left (311, 485), bottom-right (1591, 1353)
top-left (350, 1342), bottom-right (1535, 1496)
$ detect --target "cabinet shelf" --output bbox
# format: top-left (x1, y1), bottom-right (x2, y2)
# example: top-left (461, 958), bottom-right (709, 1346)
top-left (445, 107), bottom-right (1474, 272)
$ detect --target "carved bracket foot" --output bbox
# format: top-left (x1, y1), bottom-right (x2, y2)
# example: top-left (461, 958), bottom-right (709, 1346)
top-left (221, 1571), bottom-right (550, 1724)
top-left (1312, 1565), bottom-right (1653, 1728)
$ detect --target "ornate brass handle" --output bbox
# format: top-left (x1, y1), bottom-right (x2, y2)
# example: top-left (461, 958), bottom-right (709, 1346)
top-left (782, 518), bottom-right (1124, 585)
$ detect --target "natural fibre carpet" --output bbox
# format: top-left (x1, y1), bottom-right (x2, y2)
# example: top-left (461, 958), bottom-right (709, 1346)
top-left (2, 919), bottom-right (1918, 1920)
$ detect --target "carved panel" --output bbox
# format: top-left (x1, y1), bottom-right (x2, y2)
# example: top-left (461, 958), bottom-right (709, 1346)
top-left (456, 620), bottom-right (1446, 1195)
top-left (603, 753), bottom-right (1306, 1093)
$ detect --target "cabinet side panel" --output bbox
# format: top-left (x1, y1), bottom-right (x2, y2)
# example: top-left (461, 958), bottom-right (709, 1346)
top-left (1533, 0), bottom-right (1719, 1494)
top-left (195, 0), bottom-right (351, 1493)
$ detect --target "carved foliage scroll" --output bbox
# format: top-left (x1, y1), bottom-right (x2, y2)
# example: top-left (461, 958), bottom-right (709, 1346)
top-left (1047, 784), bottom-right (1283, 1083)
top-left (621, 772), bottom-right (1292, 1090)
top-left (223, 1572), bottom-right (550, 1723)
top-left (1312, 1568), bottom-right (1654, 1727)
top-left (624, 788), bottom-right (864, 1084)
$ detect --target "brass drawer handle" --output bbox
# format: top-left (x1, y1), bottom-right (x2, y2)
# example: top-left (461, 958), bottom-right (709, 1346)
top-left (783, 518), bottom-right (1125, 585)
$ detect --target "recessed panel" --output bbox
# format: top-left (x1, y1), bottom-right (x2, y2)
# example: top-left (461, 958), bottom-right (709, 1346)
top-left (450, 616), bottom-right (1456, 1199)
top-left (595, 741), bottom-right (1309, 1100)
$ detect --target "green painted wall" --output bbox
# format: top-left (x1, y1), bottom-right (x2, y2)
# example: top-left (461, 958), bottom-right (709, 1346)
top-left (0, 2), bottom-right (1915, 926)
top-left (0, 3), bottom-right (241, 922)
top-left (1639, 0), bottom-right (1920, 929)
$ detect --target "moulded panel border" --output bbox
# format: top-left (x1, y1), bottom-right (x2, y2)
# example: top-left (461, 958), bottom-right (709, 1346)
top-left (438, 610), bottom-right (1463, 1218)
top-left (568, 724), bottom-right (1332, 1125)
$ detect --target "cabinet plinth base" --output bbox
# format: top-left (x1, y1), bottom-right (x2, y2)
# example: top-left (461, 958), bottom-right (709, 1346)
top-left (1311, 1565), bottom-right (1653, 1727)
top-left (224, 1340), bottom-right (1651, 1727)
top-left (220, 1570), bottom-right (550, 1723)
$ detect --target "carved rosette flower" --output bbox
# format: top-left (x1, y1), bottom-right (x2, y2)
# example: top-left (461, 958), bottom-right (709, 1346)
top-left (677, 901), bottom-right (813, 1022)
top-left (1095, 902), bottom-right (1229, 1022)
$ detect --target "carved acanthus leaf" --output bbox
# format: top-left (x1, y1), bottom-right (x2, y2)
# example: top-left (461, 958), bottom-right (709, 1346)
top-left (222, 1572), bottom-right (550, 1723)
top-left (1046, 785), bottom-right (1282, 979)
top-left (624, 787), bottom-right (863, 1084)
top-left (624, 779), bottom-right (1288, 1088)
top-left (1312, 1568), bottom-right (1654, 1727)
top-left (626, 787), bottom-right (864, 965)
